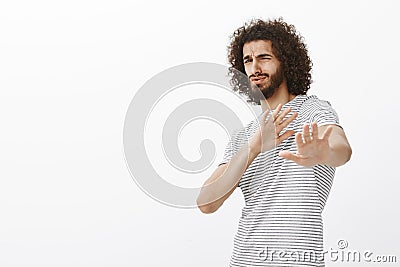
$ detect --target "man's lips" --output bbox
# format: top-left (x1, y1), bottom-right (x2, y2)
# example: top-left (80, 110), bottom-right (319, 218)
top-left (250, 76), bottom-right (267, 84)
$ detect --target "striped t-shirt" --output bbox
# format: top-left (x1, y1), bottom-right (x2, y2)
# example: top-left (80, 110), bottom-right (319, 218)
top-left (220, 94), bottom-right (341, 267)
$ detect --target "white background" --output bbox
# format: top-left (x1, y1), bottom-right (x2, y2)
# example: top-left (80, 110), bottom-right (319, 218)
top-left (1, 0), bottom-right (399, 266)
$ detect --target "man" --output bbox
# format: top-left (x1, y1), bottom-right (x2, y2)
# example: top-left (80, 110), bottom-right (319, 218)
top-left (196, 18), bottom-right (352, 266)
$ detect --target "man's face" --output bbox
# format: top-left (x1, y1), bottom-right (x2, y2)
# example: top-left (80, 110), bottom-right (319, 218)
top-left (242, 40), bottom-right (285, 100)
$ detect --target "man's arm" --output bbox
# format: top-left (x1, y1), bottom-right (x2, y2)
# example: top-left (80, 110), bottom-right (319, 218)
top-left (197, 105), bottom-right (298, 214)
top-left (196, 143), bottom-right (259, 214)
top-left (319, 124), bottom-right (352, 167)
top-left (279, 122), bottom-right (352, 167)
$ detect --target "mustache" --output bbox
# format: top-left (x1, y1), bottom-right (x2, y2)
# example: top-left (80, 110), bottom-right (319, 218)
top-left (249, 73), bottom-right (269, 79)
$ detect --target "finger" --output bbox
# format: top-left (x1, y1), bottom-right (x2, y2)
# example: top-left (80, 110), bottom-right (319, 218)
top-left (278, 151), bottom-right (305, 163)
top-left (311, 122), bottom-right (318, 139)
top-left (276, 130), bottom-right (295, 145)
top-left (276, 107), bottom-right (291, 124)
top-left (272, 104), bottom-right (283, 122)
top-left (303, 124), bottom-right (311, 143)
top-left (321, 125), bottom-right (333, 141)
top-left (279, 150), bottom-right (305, 165)
top-left (260, 109), bottom-right (271, 124)
top-left (278, 150), bottom-right (295, 160)
top-left (277, 112), bottom-right (298, 131)
top-left (295, 132), bottom-right (305, 147)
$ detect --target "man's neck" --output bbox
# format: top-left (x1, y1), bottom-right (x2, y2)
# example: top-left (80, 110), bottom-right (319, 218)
top-left (260, 84), bottom-right (296, 112)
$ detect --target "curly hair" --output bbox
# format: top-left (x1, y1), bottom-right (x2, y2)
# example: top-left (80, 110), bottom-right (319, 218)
top-left (228, 18), bottom-right (313, 104)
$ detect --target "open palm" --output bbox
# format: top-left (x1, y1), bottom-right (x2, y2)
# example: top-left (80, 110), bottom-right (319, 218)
top-left (279, 122), bottom-right (333, 167)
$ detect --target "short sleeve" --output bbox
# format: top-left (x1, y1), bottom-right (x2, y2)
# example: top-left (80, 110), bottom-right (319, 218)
top-left (309, 98), bottom-right (341, 128)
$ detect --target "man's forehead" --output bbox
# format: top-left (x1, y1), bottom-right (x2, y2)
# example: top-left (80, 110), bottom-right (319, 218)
top-left (243, 40), bottom-right (273, 55)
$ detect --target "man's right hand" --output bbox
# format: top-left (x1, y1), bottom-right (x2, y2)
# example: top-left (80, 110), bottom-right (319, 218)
top-left (249, 104), bottom-right (298, 154)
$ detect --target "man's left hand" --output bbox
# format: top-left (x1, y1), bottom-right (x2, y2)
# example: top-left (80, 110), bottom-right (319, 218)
top-left (279, 122), bottom-right (333, 167)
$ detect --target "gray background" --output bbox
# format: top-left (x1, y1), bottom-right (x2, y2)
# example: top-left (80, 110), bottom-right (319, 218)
top-left (1, 0), bottom-right (399, 266)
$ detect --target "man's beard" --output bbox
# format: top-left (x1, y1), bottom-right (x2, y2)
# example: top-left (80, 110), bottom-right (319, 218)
top-left (250, 66), bottom-right (285, 102)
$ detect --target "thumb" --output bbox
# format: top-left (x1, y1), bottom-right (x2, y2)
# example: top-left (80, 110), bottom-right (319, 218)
top-left (279, 150), bottom-right (296, 161)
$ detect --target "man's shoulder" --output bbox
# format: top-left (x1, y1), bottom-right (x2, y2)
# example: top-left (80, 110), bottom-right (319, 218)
top-left (298, 94), bottom-right (340, 125)
top-left (299, 94), bottom-right (334, 111)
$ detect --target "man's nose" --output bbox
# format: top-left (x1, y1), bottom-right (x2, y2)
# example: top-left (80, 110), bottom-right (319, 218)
top-left (250, 59), bottom-right (261, 76)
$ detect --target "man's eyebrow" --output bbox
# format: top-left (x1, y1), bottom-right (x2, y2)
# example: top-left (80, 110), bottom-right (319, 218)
top-left (243, 55), bottom-right (251, 61)
top-left (243, 53), bottom-right (273, 60)
top-left (256, 53), bottom-right (273, 58)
